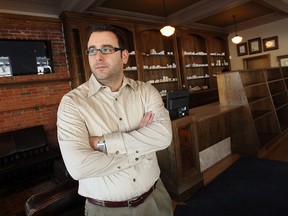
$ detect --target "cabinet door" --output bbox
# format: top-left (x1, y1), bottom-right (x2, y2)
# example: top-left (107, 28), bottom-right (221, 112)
top-left (137, 29), bottom-right (181, 96)
top-left (156, 115), bottom-right (203, 200)
top-left (172, 117), bottom-right (200, 178)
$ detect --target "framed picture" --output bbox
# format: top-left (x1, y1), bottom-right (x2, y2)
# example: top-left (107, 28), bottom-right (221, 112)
top-left (263, 36), bottom-right (278, 51)
top-left (248, 37), bottom-right (262, 54)
top-left (237, 42), bottom-right (248, 56)
top-left (277, 54), bottom-right (288, 67)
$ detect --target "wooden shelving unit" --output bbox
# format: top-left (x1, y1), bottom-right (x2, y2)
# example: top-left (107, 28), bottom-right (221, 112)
top-left (135, 27), bottom-right (181, 95)
top-left (281, 67), bottom-right (288, 130)
top-left (240, 69), bottom-right (281, 147)
top-left (60, 12), bottom-right (230, 107)
top-left (217, 67), bottom-right (288, 155)
top-left (122, 28), bottom-right (138, 81)
top-left (208, 35), bottom-right (229, 89)
top-left (177, 33), bottom-right (209, 91)
top-left (273, 67), bottom-right (288, 131)
top-left (175, 29), bottom-right (229, 105)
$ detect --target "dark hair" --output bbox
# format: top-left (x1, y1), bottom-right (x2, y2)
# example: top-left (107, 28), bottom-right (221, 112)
top-left (86, 24), bottom-right (126, 50)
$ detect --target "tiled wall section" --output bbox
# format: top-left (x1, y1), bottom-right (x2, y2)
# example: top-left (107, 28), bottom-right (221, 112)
top-left (0, 13), bottom-right (71, 148)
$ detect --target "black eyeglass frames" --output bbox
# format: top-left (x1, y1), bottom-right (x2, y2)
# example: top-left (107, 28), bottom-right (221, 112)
top-left (86, 46), bottom-right (123, 56)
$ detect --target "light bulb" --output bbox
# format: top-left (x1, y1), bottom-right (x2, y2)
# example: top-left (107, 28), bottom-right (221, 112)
top-left (231, 35), bottom-right (243, 44)
top-left (160, 26), bottom-right (175, 37)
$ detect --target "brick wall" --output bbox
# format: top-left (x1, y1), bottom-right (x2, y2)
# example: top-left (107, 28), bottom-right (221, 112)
top-left (0, 13), bottom-right (71, 148)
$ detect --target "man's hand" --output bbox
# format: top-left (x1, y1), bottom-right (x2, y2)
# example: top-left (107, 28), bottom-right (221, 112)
top-left (89, 136), bottom-right (102, 150)
top-left (139, 111), bottom-right (154, 128)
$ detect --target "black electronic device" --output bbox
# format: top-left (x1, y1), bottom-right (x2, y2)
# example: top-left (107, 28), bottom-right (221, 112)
top-left (166, 90), bottom-right (190, 120)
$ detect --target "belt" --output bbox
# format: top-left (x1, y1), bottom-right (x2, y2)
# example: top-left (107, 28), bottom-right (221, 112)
top-left (87, 180), bottom-right (158, 208)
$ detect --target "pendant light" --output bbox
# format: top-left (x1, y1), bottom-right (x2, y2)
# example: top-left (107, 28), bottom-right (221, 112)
top-left (160, 0), bottom-right (175, 37)
top-left (231, 15), bottom-right (243, 44)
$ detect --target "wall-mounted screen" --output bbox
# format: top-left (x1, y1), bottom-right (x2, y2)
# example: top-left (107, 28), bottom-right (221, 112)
top-left (0, 39), bottom-right (53, 77)
top-left (166, 90), bottom-right (190, 120)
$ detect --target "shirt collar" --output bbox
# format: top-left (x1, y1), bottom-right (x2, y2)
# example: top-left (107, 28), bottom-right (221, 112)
top-left (88, 75), bottom-right (136, 97)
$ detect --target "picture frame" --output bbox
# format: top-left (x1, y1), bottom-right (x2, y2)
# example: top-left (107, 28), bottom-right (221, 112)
top-left (237, 42), bottom-right (248, 56)
top-left (277, 54), bottom-right (288, 67)
top-left (248, 37), bottom-right (262, 54)
top-left (263, 36), bottom-right (278, 51)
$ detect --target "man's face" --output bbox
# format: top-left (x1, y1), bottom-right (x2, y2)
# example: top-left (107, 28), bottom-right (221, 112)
top-left (87, 31), bottom-right (129, 85)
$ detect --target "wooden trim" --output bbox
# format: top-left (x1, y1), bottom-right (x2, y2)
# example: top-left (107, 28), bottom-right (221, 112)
top-left (0, 12), bottom-right (61, 25)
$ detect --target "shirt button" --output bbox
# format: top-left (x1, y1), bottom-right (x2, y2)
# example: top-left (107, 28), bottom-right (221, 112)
top-left (116, 151), bottom-right (119, 154)
top-left (136, 150), bottom-right (139, 153)
top-left (133, 178), bottom-right (136, 182)
top-left (117, 166), bottom-right (121, 169)
top-left (119, 118), bottom-right (122, 121)
top-left (135, 158), bottom-right (139, 161)
top-left (115, 98), bottom-right (118, 101)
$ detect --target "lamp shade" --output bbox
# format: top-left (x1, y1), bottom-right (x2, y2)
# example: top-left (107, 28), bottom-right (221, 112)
top-left (160, 25), bottom-right (175, 37)
top-left (231, 35), bottom-right (243, 44)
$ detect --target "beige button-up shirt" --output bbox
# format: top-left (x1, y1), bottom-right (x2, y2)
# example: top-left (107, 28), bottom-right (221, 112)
top-left (57, 75), bottom-right (172, 201)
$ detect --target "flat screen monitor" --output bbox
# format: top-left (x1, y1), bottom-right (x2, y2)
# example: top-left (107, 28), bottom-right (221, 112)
top-left (166, 90), bottom-right (189, 120)
top-left (0, 39), bottom-right (53, 76)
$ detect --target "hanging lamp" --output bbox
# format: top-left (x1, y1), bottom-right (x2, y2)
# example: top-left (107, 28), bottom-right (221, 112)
top-left (160, 0), bottom-right (175, 37)
top-left (231, 15), bottom-right (243, 44)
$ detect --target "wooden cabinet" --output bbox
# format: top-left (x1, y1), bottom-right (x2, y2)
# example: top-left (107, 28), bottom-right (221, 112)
top-left (240, 68), bottom-right (283, 147)
top-left (176, 30), bottom-right (229, 92)
top-left (60, 12), bottom-right (228, 106)
top-left (177, 33), bottom-right (210, 91)
top-left (135, 26), bottom-right (181, 95)
top-left (217, 68), bottom-right (288, 155)
top-left (157, 115), bottom-right (203, 201)
top-left (124, 51), bottom-right (138, 79)
top-left (175, 29), bottom-right (229, 106)
top-left (121, 27), bottom-right (139, 81)
top-left (267, 67), bottom-right (288, 131)
top-left (208, 35), bottom-right (229, 88)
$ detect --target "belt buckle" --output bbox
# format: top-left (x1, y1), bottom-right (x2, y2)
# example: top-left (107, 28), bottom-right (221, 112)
top-left (128, 196), bottom-right (143, 207)
top-left (101, 200), bottom-right (106, 207)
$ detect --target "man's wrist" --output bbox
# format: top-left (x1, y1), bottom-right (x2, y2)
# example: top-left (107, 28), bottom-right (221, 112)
top-left (97, 136), bottom-right (107, 154)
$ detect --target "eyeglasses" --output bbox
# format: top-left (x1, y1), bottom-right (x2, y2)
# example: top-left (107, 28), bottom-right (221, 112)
top-left (86, 46), bottom-right (123, 56)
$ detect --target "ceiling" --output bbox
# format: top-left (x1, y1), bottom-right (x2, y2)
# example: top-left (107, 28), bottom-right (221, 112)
top-left (1, 0), bottom-right (288, 33)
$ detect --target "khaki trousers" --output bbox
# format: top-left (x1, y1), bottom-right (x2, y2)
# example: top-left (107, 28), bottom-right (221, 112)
top-left (84, 179), bottom-right (173, 216)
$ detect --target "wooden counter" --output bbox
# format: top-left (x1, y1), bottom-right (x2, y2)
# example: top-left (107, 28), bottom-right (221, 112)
top-left (157, 102), bottom-right (257, 201)
top-left (189, 102), bottom-right (258, 154)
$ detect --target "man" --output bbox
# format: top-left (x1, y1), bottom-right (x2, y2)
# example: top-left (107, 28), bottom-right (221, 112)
top-left (57, 24), bottom-right (173, 216)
